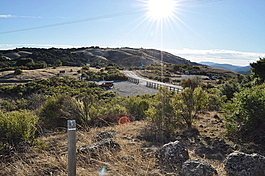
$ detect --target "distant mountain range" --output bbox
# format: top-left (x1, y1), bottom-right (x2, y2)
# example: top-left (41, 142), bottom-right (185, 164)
top-left (199, 62), bottom-right (251, 75)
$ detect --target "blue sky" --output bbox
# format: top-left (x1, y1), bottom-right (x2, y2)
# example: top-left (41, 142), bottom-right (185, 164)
top-left (1, 0), bottom-right (265, 66)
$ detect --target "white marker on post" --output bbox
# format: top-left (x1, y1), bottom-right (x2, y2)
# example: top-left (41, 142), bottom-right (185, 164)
top-left (68, 120), bottom-right (76, 176)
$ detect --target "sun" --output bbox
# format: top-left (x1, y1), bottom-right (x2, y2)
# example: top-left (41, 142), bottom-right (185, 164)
top-left (146, 0), bottom-right (176, 20)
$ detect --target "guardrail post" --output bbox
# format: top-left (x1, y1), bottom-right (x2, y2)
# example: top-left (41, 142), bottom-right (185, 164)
top-left (68, 120), bottom-right (76, 176)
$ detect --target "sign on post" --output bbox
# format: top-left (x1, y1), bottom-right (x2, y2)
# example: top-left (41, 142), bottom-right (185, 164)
top-left (68, 120), bottom-right (76, 176)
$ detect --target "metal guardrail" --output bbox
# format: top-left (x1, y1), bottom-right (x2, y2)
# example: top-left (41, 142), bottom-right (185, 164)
top-left (146, 81), bottom-right (181, 93)
top-left (128, 77), bottom-right (139, 84)
top-left (127, 76), bottom-right (181, 93)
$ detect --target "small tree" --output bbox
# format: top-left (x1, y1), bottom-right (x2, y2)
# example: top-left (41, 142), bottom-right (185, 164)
top-left (180, 77), bottom-right (202, 90)
top-left (250, 57), bottom-right (265, 81)
top-left (174, 87), bottom-right (208, 128)
top-left (16, 58), bottom-right (34, 66)
top-left (14, 69), bottom-right (22, 75)
top-left (0, 110), bottom-right (38, 144)
top-left (224, 84), bottom-right (265, 136)
top-left (54, 59), bottom-right (62, 67)
top-left (146, 87), bottom-right (177, 133)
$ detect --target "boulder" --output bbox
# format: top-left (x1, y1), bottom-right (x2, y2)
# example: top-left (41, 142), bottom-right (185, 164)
top-left (180, 159), bottom-right (217, 176)
top-left (224, 151), bottom-right (265, 176)
top-left (78, 139), bottom-right (121, 157)
top-left (156, 140), bottom-right (189, 171)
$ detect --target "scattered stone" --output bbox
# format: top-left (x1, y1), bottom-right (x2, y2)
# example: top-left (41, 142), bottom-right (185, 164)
top-left (142, 147), bottom-right (158, 157)
top-left (127, 142), bottom-right (137, 146)
top-left (78, 139), bottom-right (121, 157)
top-left (96, 130), bottom-right (116, 141)
top-left (156, 140), bottom-right (189, 171)
top-left (136, 135), bottom-right (144, 140)
top-left (224, 151), bottom-right (265, 176)
top-left (179, 159), bottom-right (218, 176)
top-left (213, 114), bottom-right (220, 120)
top-left (119, 155), bottom-right (134, 161)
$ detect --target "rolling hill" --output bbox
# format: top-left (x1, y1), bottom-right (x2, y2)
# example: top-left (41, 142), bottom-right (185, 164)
top-left (1, 47), bottom-right (198, 68)
top-left (0, 47), bottom-right (239, 78)
top-left (200, 62), bottom-right (250, 75)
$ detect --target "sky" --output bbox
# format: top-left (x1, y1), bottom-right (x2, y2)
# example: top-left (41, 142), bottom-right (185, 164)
top-left (1, 0), bottom-right (265, 66)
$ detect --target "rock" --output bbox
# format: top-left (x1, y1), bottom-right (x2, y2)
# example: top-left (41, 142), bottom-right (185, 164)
top-left (224, 151), bottom-right (265, 176)
top-left (156, 140), bottom-right (189, 171)
top-left (142, 147), bottom-right (158, 157)
top-left (78, 139), bottom-right (121, 156)
top-left (180, 159), bottom-right (218, 176)
top-left (213, 114), bottom-right (220, 120)
top-left (96, 130), bottom-right (116, 141)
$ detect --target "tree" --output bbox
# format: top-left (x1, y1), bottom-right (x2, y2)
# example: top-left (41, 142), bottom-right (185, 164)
top-left (224, 84), bottom-right (265, 136)
top-left (14, 69), bottom-right (22, 75)
top-left (174, 87), bottom-right (208, 128)
top-left (146, 87), bottom-right (177, 133)
top-left (180, 77), bottom-right (202, 90)
top-left (54, 59), bottom-right (62, 67)
top-left (218, 80), bottom-right (240, 100)
top-left (250, 57), bottom-right (265, 81)
top-left (16, 58), bottom-right (34, 66)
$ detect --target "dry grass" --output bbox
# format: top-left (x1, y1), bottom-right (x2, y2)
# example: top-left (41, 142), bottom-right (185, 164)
top-left (0, 114), bottom-right (232, 176)
top-left (0, 66), bottom-right (84, 86)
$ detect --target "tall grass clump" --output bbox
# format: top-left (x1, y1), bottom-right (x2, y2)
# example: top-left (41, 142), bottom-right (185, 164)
top-left (0, 110), bottom-right (38, 144)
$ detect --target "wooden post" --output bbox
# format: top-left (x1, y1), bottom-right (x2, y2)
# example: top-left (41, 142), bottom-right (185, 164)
top-left (68, 120), bottom-right (76, 176)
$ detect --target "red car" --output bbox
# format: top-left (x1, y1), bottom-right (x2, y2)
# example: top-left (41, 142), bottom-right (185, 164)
top-left (99, 81), bottom-right (114, 88)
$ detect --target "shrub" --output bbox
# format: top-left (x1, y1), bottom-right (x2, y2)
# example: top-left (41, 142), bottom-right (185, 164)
top-left (224, 84), bottom-right (265, 136)
top-left (180, 77), bottom-right (202, 90)
top-left (38, 95), bottom-right (86, 130)
top-left (146, 87), bottom-right (177, 133)
top-left (14, 69), bottom-right (22, 75)
top-left (0, 110), bottom-right (38, 144)
top-left (173, 87), bottom-right (209, 128)
top-left (218, 80), bottom-right (240, 100)
top-left (125, 97), bottom-right (150, 120)
top-left (206, 88), bottom-right (226, 111)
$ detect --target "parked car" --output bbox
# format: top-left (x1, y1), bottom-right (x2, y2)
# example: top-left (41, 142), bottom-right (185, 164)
top-left (99, 81), bottom-right (114, 88)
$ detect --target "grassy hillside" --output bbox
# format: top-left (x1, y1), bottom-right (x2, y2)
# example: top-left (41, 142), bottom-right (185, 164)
top-left (0, 47), bottom-right (197, 69)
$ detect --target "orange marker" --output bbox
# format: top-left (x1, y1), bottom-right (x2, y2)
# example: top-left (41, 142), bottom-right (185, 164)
top-left (118, 116), bottom-right (130, 127)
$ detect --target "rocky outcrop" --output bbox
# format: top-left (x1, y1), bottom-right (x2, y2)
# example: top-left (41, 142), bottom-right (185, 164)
top-left (95, 130), bottom-right (116, 141)
top-left (224, 151), bottom-right (265, 176)
top-left (156, 140), bottom-right (189, 171)
top-left (180, 159), bottom-right (217, 176)
top-left (78, 139), bottom-right (121, 157)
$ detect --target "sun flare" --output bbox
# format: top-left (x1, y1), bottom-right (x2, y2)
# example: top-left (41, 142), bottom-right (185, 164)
top-left (147, 0), bottom-right (176, 20)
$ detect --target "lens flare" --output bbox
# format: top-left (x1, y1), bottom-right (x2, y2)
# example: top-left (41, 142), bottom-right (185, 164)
top-left (147, 0), bottom-right (176, 20)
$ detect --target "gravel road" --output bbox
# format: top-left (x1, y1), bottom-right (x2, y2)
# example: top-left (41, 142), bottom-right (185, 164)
top-left (110, 81), bottom-right (158, 97)
top-left (107, 71), bottom-right (183, 97)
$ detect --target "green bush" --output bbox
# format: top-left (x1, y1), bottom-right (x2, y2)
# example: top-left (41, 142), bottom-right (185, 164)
top-left (0, 110), bottom-right (38, 144)
top-left (145, 87), bottom-right (177, 133)
top-left (125, 97), bottom-right (150, 120)
top-left (173, 87), bottom-right (209, 128)
top-left (14, 69), bottom-right (23, 75)
top-left (224, 84), bottom-right (265, 135)
top-left (39, 95), bottom-right (85, 130)
top-left (218, 80), bottom-right (240, 100)
top-left (206, 88), bottom-right (226, 111)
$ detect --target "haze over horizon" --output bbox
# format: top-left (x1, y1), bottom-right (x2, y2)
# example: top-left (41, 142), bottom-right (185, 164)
top-left (1, 0), bottom-right (265, 66)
